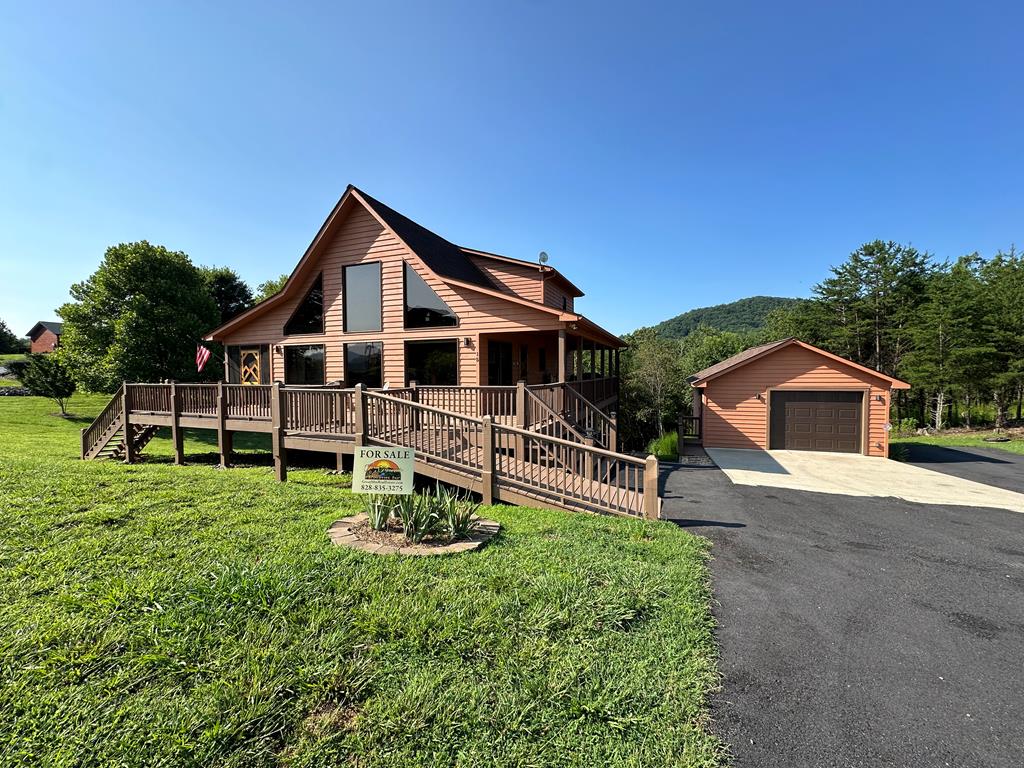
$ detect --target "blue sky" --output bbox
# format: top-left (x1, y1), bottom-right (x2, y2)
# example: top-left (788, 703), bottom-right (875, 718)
top-left (1, 1), bottom-right (1020, 337)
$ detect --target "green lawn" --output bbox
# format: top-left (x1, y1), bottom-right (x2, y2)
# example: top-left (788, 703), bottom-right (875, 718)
top-left (0, 394), bottom-right (724, 767)
top-left (892, 431), bottom-right (1024, 456)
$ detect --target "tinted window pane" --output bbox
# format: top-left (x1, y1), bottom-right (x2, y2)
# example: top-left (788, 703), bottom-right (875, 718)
top-left (345, 342), bottom-right (382, 388)
top-left (406, 340), bottom-right (458, 386)
top-left (284, 345), bottom-right (325, 385)
top-left (344, 263), bottom-right (382, 332)
top-left (404, 262), bottom-right (457, 328)
top-left (284, 274), bottom-right (324, 335)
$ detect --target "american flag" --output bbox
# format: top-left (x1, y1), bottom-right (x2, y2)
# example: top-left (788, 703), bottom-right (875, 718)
top-left (196, 345), bottom-right (212, 373)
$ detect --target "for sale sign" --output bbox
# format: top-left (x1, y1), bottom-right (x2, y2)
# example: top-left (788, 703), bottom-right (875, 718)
top-left (352, 446), bottom-right (415, 495)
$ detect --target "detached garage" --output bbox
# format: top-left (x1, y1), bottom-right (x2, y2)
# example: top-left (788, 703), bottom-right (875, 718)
top-left (687, 338), bottom-right (910, 457)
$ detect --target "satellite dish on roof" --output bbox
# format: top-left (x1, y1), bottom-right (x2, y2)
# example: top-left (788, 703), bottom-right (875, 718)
top-left (538, 251), bottom-right (549, 264)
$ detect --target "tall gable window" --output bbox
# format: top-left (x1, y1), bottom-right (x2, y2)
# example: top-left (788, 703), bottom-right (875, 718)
top-left (344, 263), bottom-right (382, 332)
top-left (404, 262), bottom-right (458, 328)
top-left (283, 274), bottom-right (324, 335)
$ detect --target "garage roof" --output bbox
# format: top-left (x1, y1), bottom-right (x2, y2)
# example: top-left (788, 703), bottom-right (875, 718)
top-left (687, 338), bottom-right (911, 389)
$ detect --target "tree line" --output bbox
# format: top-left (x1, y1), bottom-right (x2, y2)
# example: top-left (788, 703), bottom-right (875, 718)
top-left (620, 240), bottom-right (1024, 448)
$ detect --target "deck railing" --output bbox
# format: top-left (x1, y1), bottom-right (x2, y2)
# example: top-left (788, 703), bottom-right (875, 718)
top-left (178, 384), bottom-right (219, 417)
top-left (92, 378), bottom-right (653, 518)
top-left (563, 386), bottom-right (617, 451)
top-left (566, 376), bottom-right (617, 406)
top-left (225, 385), bottom-right (272, 420)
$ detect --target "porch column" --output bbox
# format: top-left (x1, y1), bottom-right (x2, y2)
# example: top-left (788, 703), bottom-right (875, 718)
top-left (574, 338), bottom-right (583, 381)
top-left (590, 339), bottom-right (597, 377)
top-left (557, 329), bottom-right (567, 383)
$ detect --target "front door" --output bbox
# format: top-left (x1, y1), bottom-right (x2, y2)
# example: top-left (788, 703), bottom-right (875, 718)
top-left (240, 348), bottom-right (262, 385)
top-left (487, 341), bottom-right (514, 386)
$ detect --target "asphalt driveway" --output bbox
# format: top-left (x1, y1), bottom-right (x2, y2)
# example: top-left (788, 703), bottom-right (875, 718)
top-left (662, 462), bottom-right (1024, 767)
top-left (904, 443), bottom-right (1024, 495)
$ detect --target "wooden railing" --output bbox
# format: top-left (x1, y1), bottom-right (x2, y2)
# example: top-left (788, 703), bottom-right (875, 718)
top-left (414, 385), bottom-right (516, 418)
top-left (81, 385), bottom-right (123, 458)
top-left (85, 378), bottom-right (655, 518)
top-left (225, 385), bottom-right (271, 419)
top-left (178, 384), bottom-right (218, 416)
top-left (528, 382), bottom-right (564, 414)
top-left (567, 376), bottom-right (617, 405)
top-left (492, 423), bottom-right (655, 518)
top-left (563, 386), bottom-right (617, 451)
top-left (364, 391), bottom-right (484, 473)
top-left (127, 383), bottom-right (171, 413)
top-left (283, 388), bottom-right (354, 435)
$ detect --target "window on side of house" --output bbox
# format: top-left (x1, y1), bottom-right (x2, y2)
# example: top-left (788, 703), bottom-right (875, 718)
top-left (404, 262), bottom-right (458, 328)
top-left (283, 274), bottom-right (324, 335)
top-left (345, 341), bottom-right (383, 388)
top-left (343, 263), bottom-right (382, 332)
top-left (284, 344), bottom-right (326, 386)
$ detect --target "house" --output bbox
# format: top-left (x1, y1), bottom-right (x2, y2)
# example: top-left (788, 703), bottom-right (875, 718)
top-left (687, 338), bottom-right (910, 457)
top-left (26, 321), bottom-right (62, 354)
top-left (204, 186), bottom-right (623, 408)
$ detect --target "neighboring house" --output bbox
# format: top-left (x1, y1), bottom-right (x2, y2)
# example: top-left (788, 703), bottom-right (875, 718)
top-left (205, 186), bottom-right (623, 405)
top-left (687, 338), bottom-right (910, 457)
top-left (26, 321), bottom-right (63, 354)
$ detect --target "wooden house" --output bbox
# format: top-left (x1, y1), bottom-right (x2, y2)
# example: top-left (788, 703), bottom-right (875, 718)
top-left (204, 186), bottom-right (622, 409)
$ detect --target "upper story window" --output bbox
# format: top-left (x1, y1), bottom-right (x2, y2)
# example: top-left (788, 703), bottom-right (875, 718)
top-left (561, 296), bottom-right (567, 311)
top-left (283, 274), bottom-right (324, 335)
top-left (404, 262), bottom-right (457, 328)
top-left (344, 262), bottom-right (382, 332)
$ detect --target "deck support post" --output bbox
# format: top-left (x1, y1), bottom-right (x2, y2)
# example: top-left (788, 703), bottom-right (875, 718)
top-left (608, 411), bottom-right (618, 452)
top-left (409, 380), bottom-right (419, 431)
top-left (170, 382), bottom-right (184, 465)
top-left (480, 416), bottom-right (495, 505)
top-left (122, 382), bottom-right (136, 464)
top-left (335, 389), bottom-right (345, 471)
top-left (271, 382), bottom-right (287, 482)
top-left (80, 428), bottom-right (87, 460)
top-left (353, 384), bottom-right (366, 447)
top-left (643, 454), bottom-right (660, 520)
top-left (217, 382), bottom-right (231, 468)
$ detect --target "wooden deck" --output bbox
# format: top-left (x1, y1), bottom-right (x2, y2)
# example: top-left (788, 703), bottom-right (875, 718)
top-left (81, 382), bottom-right (659, 519)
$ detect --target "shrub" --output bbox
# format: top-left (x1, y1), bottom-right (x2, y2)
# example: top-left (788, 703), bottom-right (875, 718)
top-left (434, 484), bottom-right (480, 539)
top-left (646, 431), bottom-right (678, 461)
top-left (362, 494), bottom-right (396, 531)
top-left (893, 417), bottom-right (919, 436)
top-left (395, 494), bottom-right (444, 544)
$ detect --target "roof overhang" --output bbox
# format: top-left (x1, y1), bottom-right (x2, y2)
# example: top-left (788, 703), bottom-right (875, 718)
top-left (689, 338), bottom-right (911, 390)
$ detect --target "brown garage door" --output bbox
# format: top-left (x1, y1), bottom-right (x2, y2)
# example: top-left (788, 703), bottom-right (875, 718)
top-left (769, 391), bottom-right (862, 453)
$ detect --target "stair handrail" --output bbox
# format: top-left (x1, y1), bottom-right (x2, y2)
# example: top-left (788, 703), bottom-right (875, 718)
top-left (81, 385), bottom-right (124, 459)
top-left (524, 387), bottom-right (588, 443)
top-left (562, 385), bottom-right (616, 449)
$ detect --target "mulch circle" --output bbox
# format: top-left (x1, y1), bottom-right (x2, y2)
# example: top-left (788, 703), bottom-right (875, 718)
top-left (326, 513), bottom-right (500, 556)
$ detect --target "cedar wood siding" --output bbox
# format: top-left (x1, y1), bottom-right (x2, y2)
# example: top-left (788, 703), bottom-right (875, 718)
top-left (544, 280), bottom-right (574, 312)
top-left (218, 203), bottom-right (565, 385)
top-left (701, 344), bottom-right (893, 457)
top-left (467, 256), bottom-right (545, 303)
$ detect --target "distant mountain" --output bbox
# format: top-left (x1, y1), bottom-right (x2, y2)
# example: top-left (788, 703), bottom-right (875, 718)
top-left (650, 296), bottom-right (801, 339)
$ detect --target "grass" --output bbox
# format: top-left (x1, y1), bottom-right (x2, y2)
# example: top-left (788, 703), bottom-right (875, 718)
top-left (0, 394), bottom-right (724, 767)
top-left (891, 431), bottom-right (1024, 456)
top-left (646, 431), bottom-right (679, 461)
top-left (0, 353), bottom-right (27, 363)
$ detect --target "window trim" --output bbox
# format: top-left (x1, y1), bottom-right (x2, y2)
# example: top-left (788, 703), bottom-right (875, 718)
top-left (283, 272), bottom-right (325, 336)
top-left (404, 338), bottom-right (460, 386)
top-left (282, 343), bottom-right (326, 386)
top-left (342, 261), bottom-right (384, 334)
top-left (344, 340), bottom-right (384, 388)
top-left (402, 260), bottom-right (460, 330)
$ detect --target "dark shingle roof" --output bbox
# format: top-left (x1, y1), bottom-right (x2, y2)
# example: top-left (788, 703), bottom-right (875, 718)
top-left (686, 338), bottom-right (793, 384)
top-left (27, 321), bottom-right (63, 338)
top-left (354, 188), bottom-right (497, 290)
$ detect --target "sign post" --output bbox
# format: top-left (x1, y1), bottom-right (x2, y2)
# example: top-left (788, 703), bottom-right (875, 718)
top-left (352, 446), bottom-right (415, 495)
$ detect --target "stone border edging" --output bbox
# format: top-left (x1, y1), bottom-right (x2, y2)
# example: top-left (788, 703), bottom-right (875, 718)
top-left (327, 513), bottom-right (500, 556)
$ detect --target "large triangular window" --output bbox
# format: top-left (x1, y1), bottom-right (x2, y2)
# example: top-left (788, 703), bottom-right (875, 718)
top-left (284, 273), bottom-right (324, 335)
top-left (404, 262), bottom-right (458, 328)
